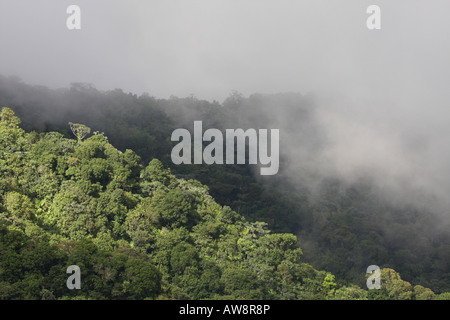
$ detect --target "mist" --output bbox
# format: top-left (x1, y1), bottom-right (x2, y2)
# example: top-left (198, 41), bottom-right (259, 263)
top-left (1, 0), bottom-right (450, 219)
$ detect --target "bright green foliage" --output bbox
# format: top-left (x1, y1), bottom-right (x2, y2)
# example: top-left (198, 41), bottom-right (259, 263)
top-left (0, 107), bottom-right (25, 151)
top-left (333, 285), bottom-right (369, 300)
top-left (322, 273), bottom-right (337, 298)
top-left (413, 285), bottom-right (435, 300)
top-left (380, 268), bottom-right (414, 300)
top-left (433, 292), bottom-right (450, 300)
top-left (69, 122), bottom-right (91, 142)
top-left (3, 192), bottom-right (35, 220)
top-left (141, 159), bottom-right (175, 188)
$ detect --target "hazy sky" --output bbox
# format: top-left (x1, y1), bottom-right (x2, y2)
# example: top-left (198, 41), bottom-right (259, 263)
top-left (1, 0), bottom-right (449, 103)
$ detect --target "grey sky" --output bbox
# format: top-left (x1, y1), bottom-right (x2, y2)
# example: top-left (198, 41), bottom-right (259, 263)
top-left (1, 0), bottom-right (449, 102)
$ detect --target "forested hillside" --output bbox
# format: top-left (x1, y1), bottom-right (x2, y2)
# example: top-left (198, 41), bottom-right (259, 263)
top-left (1, 75), bottom-right (449, 297)
top-left (2, 107), bottom-right (449, 300)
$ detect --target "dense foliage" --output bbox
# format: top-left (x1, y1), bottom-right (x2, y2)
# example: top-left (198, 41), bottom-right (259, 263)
top-left (0, 108), bottom-right (447, 300)
top-left (0, 75), bottom-right (449, 298)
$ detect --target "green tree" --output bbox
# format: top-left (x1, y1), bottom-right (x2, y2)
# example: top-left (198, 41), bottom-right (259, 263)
top-left (69, 122), bottom-right (91, 142)
top-left (3, 191), bottom-right (35, 220)
top-left (333, 285), bottom-right (368, 300)
top-left (0, 107), bottom-right (25, 151)
top-left (433, 292), bottom-right (450, 300)
top-left (220, 266), bottom-right (265, 299)
top-left (413, 285), bottom-right (434, 300)
top-left (322, 273), bottom-right (337, 298)
top-left (380, 268), bottom-right (413, 300)
top-left (149, 189), bottom-right (199, 229)
top-left (170, 242), bottom-right (199, 275)
top-left (123, 259), bottom-right (161, 299)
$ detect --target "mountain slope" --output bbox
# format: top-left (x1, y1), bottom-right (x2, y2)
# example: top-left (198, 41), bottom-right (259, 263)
top-left (1, 75), bottom-right (449, 295)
